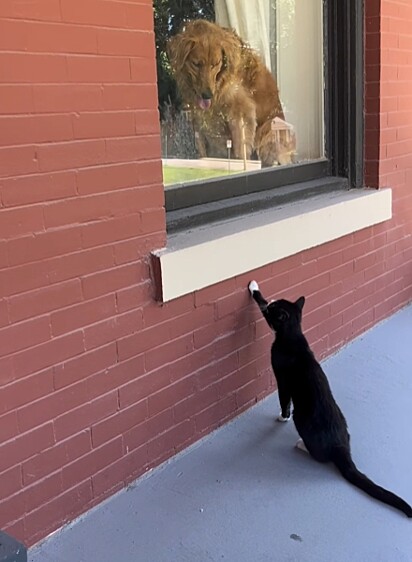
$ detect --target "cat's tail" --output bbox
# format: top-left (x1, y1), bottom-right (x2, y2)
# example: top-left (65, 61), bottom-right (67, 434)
top-left (331, 447), bottom-right (412, 518)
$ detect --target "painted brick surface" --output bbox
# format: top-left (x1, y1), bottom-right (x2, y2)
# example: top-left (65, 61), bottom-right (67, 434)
top-left (0, 0), bottom-right (410, 548)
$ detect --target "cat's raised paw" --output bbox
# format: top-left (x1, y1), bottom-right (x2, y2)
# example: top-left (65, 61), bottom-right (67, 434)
top-left (277, 413), bottom-right (291, 423)
top-left (248, 280), bottom-right (259, 295)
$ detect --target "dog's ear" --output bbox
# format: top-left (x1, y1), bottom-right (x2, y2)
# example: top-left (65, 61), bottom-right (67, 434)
top-left (219, 29), bottom-right (242, 74)
top-left (167, 33), bottom-right (195, 72)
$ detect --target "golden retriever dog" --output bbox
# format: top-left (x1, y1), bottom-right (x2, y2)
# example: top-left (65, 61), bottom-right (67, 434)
top-left (168, 19), bottom-right (295, 167)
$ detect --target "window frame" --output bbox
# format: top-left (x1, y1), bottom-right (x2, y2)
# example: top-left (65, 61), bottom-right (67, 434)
top-left (162, 0), bottom-right (364, 229)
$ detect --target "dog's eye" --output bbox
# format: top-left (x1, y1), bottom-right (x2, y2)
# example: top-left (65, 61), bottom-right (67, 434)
top-left (192, 61), bottom-right (202, 68)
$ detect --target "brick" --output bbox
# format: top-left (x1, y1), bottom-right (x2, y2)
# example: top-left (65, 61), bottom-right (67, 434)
top-left (124, 3), bottom-right (154, 31)
top-left (0, 316), bottom-right (51, 357)
top-left (51, 294), bottom-right (116, 336)
top-left (0, 114), bottom-right (72, 146)
top-left (193, 316), bottom-right (233, 350)
top-left (148, 375), bottom-right (197, 417)
top-left (130, 56), bottom-right (157, 83)
top-left (97, 29), bottom-right (154, 57)
top-left (216, 290), bottom-right (250, 319)
top-left (0, 85), bottom-right (34, 114)
top-left (83, 308), bottom-right (143, 350)
top-left (37, 139), bottom-right (106, 173)
top-left (117, 321), bottom-right (171, 361)
top-left (219, 362), bottom-right (258, 398)
top-left (1, 171), bottom-right (77, 207)
top-left (53, 343), bottom-right (118, 389)
top-left (8, 227), bottom-right (82, 266)
top-left (0, 411), bottom-right (19, 443)
top-left (0, 423), bottom-right (55, 473)
top-left (88, 355), bottom-right (145, 401)
top-left (62, 437), bottom-right (123, 489)
top-left (105, 136), bottom-right (161, 163)
top-left (72, 111), bottom-right (135, 140)
top-left (197, 352), bottom-right (239, 390)
top-left (61, 0), bottom-right (130, 28)
top-left (0, 467), bottom-right (22, 499)
top-left (0, 472), bottom-right (63, 530)
top-left (24, 481), bottom-right (93, 548)
top-left (76, 162), bottom-right (139, 195)
top-left (48, 246), bottom-right (114, 285)
top-left (92, 401), bottom-right (147, 447)
top-left (113, 233), bottom-right (165, 265)
top-left (33, 84), bottom-right (103, 113)
top-left (9, 279), bottom-right (83, 323)
top-left (67, 55), bottom-right (131, 83)
top-left (0, 356), bottom-right (15, 386)
top-left (0, 369), bottom-right (54, 416)
top-left (0, 244), bottom-right (8, 270)
top-left (116, 282), bottom-right (152, 313)
top-left (53, 391), bottom-right (118, 441)
top-left (102, 84), bottom-right (158, 110)
top-left (123, 409), bottom-right (173, 454)
top-left (0, 145), bottom-right (38, 179)
top-left (17, 379), bottom-right (89, 433)
top-left (81, 262), bottom-right (148, 299)
top-left (118, 365), bottom-right (170, 410)
top-left (81, 214), bottom-right (143, 248)
top-left (12, 331), bottom-right (84, 379)
top-left (134, 111), bottom-right (161, 136)
top-left (0, 0), bottom-right (61, 21)
top-left (22, 431), bottom-right (91, 486)
top-left (0, 53), bottom-right (67, 83)
top-left (174, 383), bottom-right (219, 424)
top-left (92, 445), bottom-right (148, 500)
top-left (44, 186), bottom-right (164, 229)
top-left (147, 420), bottom-right (195, 465)
top-left (144, 333), bottom-right (194, 372)
top-left (194, 278), bottom-right (237, 308)
top-left (0, 205), bottom-right (44, 240)
top-left (27, 21), bottom-right (98, 54)
top-left (195, 395), bottom-right (237, 436)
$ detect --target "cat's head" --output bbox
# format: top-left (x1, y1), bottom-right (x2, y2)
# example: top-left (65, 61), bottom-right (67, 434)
top-left (264, 296), bottom-right (305, 333)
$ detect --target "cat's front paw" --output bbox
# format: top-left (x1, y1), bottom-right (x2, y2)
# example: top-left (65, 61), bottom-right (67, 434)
top-left (276, 413), bottom-right (291, 423)
top-left (248, 280), bottom-right (259, 295)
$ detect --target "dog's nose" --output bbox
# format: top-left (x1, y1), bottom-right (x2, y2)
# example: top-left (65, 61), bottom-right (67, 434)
top-left (201, 89), bottom-right (213, 100)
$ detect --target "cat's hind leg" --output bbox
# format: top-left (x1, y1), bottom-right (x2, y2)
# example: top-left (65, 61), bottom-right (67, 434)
top-left (276, 381), bottom-right (291, 422)
top-left (295, 439), bottom-right (309, 453)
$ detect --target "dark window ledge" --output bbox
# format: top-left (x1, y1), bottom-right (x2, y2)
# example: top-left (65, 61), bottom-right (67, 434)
top-left (167, 176), bottom-right (348, 234)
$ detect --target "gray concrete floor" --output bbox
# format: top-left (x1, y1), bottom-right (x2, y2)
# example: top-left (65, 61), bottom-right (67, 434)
top-left (30, 304), bottom-right (412, 562)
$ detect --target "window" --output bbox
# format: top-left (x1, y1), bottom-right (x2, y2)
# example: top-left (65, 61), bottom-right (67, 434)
top-left (154, 0), bottom-right (364, 231)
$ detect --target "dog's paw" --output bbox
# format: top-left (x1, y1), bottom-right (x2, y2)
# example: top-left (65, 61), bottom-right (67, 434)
top-left (248, 280), bottom-right (259, 295)
top-left (276, 413), bottom-right (291, 423)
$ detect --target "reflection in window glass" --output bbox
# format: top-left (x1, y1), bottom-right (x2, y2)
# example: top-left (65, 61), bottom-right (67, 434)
top-left (154, 0), bottom-right (324, 187)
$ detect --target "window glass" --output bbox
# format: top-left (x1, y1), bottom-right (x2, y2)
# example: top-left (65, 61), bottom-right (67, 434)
top-left (154, 0), bottom-right (324, 188)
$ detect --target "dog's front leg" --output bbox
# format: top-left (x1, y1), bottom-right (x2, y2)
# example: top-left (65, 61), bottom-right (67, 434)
top-left (228, 94), bottom-right (256, 161)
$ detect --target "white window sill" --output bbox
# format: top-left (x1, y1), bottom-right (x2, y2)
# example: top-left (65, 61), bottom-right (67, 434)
top-left (152, 188), bottom-right (392, 302)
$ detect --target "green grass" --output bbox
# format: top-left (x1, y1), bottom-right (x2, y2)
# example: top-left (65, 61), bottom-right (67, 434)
top-left (163, 165), bottom-right (234, 185)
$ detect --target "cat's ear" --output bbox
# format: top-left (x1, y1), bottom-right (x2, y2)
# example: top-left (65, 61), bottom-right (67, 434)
top-left (295, 296), bottom-right (305, 311)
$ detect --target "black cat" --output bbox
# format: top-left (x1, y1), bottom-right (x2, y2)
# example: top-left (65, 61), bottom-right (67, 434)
top-left (248, 280), bottom-right (412, 518)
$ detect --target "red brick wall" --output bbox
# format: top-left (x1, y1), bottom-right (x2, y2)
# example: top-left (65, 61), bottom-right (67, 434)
top-left (0, 0), bottom-right (410, 547)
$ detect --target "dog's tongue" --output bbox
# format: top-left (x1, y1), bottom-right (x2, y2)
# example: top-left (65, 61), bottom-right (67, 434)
top-left (198, 98), bottom-right (211, 110)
